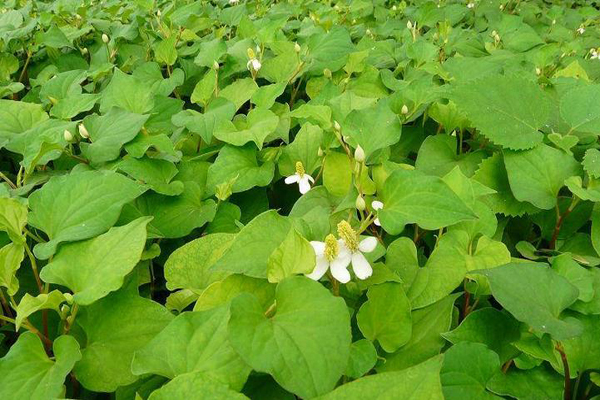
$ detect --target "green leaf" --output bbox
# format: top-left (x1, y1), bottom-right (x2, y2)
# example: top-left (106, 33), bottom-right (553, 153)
top-left (0, 100), bottom-right (48, 144)
top-left (117, 156), bottom-right (184, 196)
top-left (0, 243), bottom-right (24, 296)
top-left (29, 171), bottom-right (145, 259)
top-left (100, 69), bottom-right (154, 114)
top-left (132, 307), bottom-right (250, 390)
top-left (320, 356), bottom-right (444, 399)
top-left (307, 26), bottom-right (354, 73)
top-left (486, 365), bottom-right (564, 400)
top-left (267, 228), bottom-right (315, 283)
top-left (15, 290), bottom-right (66, 329)
top-left (194, 39), bottom-right (227, 68)
top-left (379, 294), bottom-right (459, 372)
top-left (173, 98), bottom-right (236, 143)
top-left (194, 274), bottom-right (275, 312)
top-left (378, 169), bottom-right (477, 234)
top-left (214, 107), bottom-right (279, 150)
top-left (345, 339), bottom-right (377, 379)
top-left (148, 372), bottom-right (249, 400)
top-left (164, 233), bottom-right (235, 291)
top-left (278, 122), bottom-right (323, 176)
top-left (552, 254), bottom-right (594, 302)
top-left (441, 343), bottom-right (501, 400)
top-left (75, 289), bottom-right (174, 392)
top-left (344, 100), bottom-right (401, 159)
top-left (0, 333), bottom-right (81, 400)
top-left (560, 311), bottom-right (600, 375)
top-left (408, 232), bottom-right (510, 309)
top-left (40, 217), bottom-right (152, 305)
top-left (251, 82), bottom-right (287, 109)
top-left (560, 84), bottom-right (600, 134)
top-left (503, 143), bottom-right (581, 210)
top-left (206, 144), bottom-right (275, 196)
top-left (357, 282), bottom-right (412, 353)
top-left (323, 151), bottom-right (353, 197)
top-left (452, 74), bottom-right (551, 150)
top-left (80, 108), bottom-right (149, 164)
top-left (219, 78), bottom-right (258, 111)
top-left (228, 276), bottom-right (351, 398)
top-left (442, 308), bottom-right (520, 364)
top-left (154, 35), bottom-right (177, 66)
top-left (416, 135), bottom-right (485, 178)
top-left (473, 263), bottom-right (582, 340)
top-left (583, 149), bottom-right (600, 179)
top-left (0, 197), bottom-right (27, 242)
top-left (212, 211), bottom-right (292, 278)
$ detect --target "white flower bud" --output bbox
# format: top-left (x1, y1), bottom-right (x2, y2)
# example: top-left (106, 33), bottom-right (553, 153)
top-left (407, 20), bottom-right (413, 30)
top-left (356, 195), bottom-right (366, 211)
top-left (354, 145), bottom-right (365, 162)
top-left (318, 147), bottom-right (324, 157)
top-left (81, 47), bottom-right (88, 55)
top-left (213, 60), bottom-right (220, 70)
top-left (333, 120), bottom-right (341, 131)
top-left (78, 123), bottom-right (90, 139)
top-left (535, 67), bottom-right (541, 75)
top-left (499, 4), bottom-right (504, 10)
top-left (392, 5), bottom-right (397, 11)
top-left (401, 104), bottom-right (409, 115)
top-left (366, 29), bottom-right (371, 36)
top-left (294, 42), bottom-right (301, 53)
top-left (157, 9), bottom-right (161, 17)
top-left (63, 129), bottom-right (74, 142)
top-left (102, 33), bottom-right (109, 43)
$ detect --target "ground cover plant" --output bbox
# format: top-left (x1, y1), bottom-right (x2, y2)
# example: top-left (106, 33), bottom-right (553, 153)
top-left (1, 0), bottom-right (600, 398)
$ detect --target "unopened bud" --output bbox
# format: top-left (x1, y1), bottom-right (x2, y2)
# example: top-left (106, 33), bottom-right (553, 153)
top-left (78, 123), bottom-right (90, 139)
top-left (401, 104), bottom-right (409, 115)
top-left (157, 9), bottom-right (161, 17)
top-left (323, 68), bottom-right (332, 79)
top-left (354, 145), bottom-right (365, 162)
top-left (535, 67), bottom-right (541, 75)
top-left (64, 293), bottom-right (73, 304)
top-left (407, 20), bottom-right (413, 30)
top-left (81, 47), bottom-right (88, 55)
top-left (318, 147), bottom-right (324, 157)
top-left (294, 42), bottom-right (301, 53)
top-left (356, 195), bottom-right (366, 211)
top-left (102, 33), bottom-right (109, 43)
top-left (247, 48), bottom-right (255, 59)
top-left (64, 129), bottom-right (74, 142)
top-left (366, 29), bottom-right (371, 36)
top-left (213, 61), bottom-right (219, 70)
top-left (333, 121), bottom-right (341, 131)
top-left (392, 5), bottom-right (397, 11)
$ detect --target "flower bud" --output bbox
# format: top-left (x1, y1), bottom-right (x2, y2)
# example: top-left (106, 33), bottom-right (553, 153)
top-left (213, 60), bottom-right (220, 70)
top-left (392, 5), bottom-right (397, 11)
top-left (157, 9), bottom-right (161, 17)
top-left (333, 120), bottom-right (341, 131)
top-left (323, 68), bottom-right (332, 79)
top-left (247, 48), bottom-right (255, 59)
top-left (60, 304), bottom-right (70, 318)
top-left (81, 47), bottom-right (88, 55)
top-left (64, 129), bottom-right (74, 142)
top-left (356, 195), bottom-right (366, 211)
top-left (401, 104), bottom-right (409, 115)
top-left (535, 67), bottom-right (541, 75)
top-left (102, 33), bottom-right (109, 43)
top-left (317, 147), bottom-right (324, 157)
top-left (366, 29), bottom-right (371, 36)
top-left (294, 42), bottom-right (301, 53)
top-left (407, 20), bottom-right (413, 30)
top-left (64, 293), bottom-right (73, 304)
top-left (354, 145), bottom-right (365, 162)
top-left (78, 123), bottom-right (90, 139)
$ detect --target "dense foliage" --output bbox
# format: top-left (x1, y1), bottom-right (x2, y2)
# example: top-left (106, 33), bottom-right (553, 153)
top-left (1, 0), bottom-right (600, 398)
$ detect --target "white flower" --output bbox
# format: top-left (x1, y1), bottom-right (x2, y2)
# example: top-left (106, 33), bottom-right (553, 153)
top-left (78, 123), bottom-right (90, 139)
top-left (337, 221), bottom-right (377, 280)
top-left (285, 161), bottom-right (314, 194)
top-left (577, 26), bottom-right (585, 35)
top-left (229, 0), bottom-right (239, 4)
top-left (372, 200), bottom-right (384, 226)
top-left (591, 49), bottom-right (599, 60)
top-left (307, 235), bottom-right (353, 283)
top-left (246, 58), bottom-right (261, 71)
top-left (467, 2), bottom-right (475, 9)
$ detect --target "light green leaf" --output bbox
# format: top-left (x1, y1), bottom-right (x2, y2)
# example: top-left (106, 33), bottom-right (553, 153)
top-left (0, 197), bottom-right (27, 242)
top-left (100, 69), bottom-right (154, 114)
top-left (320, 356), bottom-right (444, 399)
top-left (154, 35), bottom-right (177, 66)
top-left (357, 282), bottom-right (412, 353)
top-left (486, 365), bottom-right (564, 400)
top-left (0, 333), bottom-right (81, 400)
top-left (0, 243), bottom-right (24, 296)
top-left (503, 143), bottom-right (581, 210)
top-left (0, 100), bottom-right (48, 143)
top-left (323, 151), bottom-right (353, 197)
top-left (194, 39), bottom-right (227, 68)
top-left (40, 217), bottom-right (152, 305)
top-left (583, 149), bottom-right (600, 179)
top-left (212, 210), bottom-right (292, 278)
top-left (15, 290), bottom-right (66, 329)
top-left (81, 108), bottom-right (149, 164)
top-left (29, 171), bottom-right (145, 259)
top-left (251, 82), bottom-right (287, 109)
top-left (148, 372), bottom-right (249, 400)
top-left (194, 275), bottom-right (275, 313)
top-left (267, 228), bottom-right (315, 283)
top-left (416, 135), bottom-right (486, 178)
top-left (228, 276), bottom-right (351, 398)
top-left (345, 340), bottom-right (377, 379)
top-left (473, 263), bottom-right (582, 340)
top-left (75, 289), bottom-right (174, 392)
top-left (378, 169), bottom-right (476, 234)
top-left (452, 74), bottom-right (551, 150)
top-left (132, 307), bottom-right (250, 390)
top-left (278, 122), bottom-right (323, 176)
top-left (219, 78), bottom-right (258, 111)
top-left (560, 84), bottom-right (600, 134)
top-left (164, 233), bottom-right (235, 291)
top-left (117, 156), bottom-right (184, 196)
top-left (214, 107), bottom-right (279, 149)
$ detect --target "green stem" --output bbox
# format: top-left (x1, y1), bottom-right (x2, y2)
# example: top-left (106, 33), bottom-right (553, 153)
top-left (24, 242), bottom-right (43, 293)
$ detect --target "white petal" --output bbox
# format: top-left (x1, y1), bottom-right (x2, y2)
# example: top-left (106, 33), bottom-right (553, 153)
top-left (285, 174), bottom-right (300, 184)
top-left (306, 256), bottom-right (329, 281)
top-left (372, 200), bottom-right (384, 210)
top-left (330, 253), bottom-right (351, 283)
top-left (306, 174), bottom-right (315, 183)
top-left (310, 241), bottom-right (325, 256)
top-left (359, 236), bottom-right (378, 253)
top-left (298, 176), bottom-right (311, 194)
top-left (374, 217), bottom-right (381, 226)
top-left (351, 252), bottom-right (373, 280)
top-left (252, 59), bottom-right (262, 71)
top-left (246, 60), bottom-right (252, 70)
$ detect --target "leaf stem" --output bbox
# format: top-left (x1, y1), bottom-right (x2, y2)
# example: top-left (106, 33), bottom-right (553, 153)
top-left (24, 242), bottom-right (43, 293)
top-left (264, 302), bottom-right (277, 318)
top-left (550, 197), bottom-right (579, 249)
top-left (555, 342), bottom-right (572, 400)
top-left (0, 171), bottom-right (17, 189)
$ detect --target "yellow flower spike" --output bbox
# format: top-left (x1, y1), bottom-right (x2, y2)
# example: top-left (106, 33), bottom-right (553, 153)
top-left (295, 161), bottom-right (305, 177)
top-left (324, 234), bottom-right (339, 262)
top-left (337, 221), bottom-right (359, 252)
